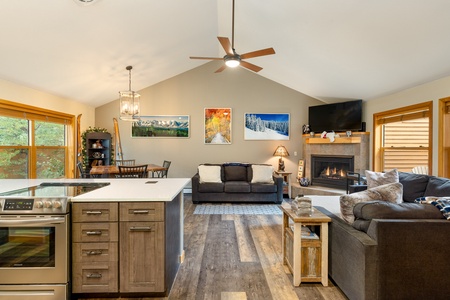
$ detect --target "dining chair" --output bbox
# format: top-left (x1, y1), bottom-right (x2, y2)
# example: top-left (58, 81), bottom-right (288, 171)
top-left (116, 159), bottom-right (136, 166)
top-left (77, 162), bottom-right (90, 178)
top-left (118, 165), bottom-right (148, 178)
top-left (154, 160), bottom-right (171, 178)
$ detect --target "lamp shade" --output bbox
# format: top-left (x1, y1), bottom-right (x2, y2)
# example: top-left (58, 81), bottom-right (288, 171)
top-left (273, 145), bottom-right (289, 157)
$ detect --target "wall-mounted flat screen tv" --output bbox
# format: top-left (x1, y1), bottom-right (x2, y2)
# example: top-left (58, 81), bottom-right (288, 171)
top-left (308, 99), bottom-right (362, 132)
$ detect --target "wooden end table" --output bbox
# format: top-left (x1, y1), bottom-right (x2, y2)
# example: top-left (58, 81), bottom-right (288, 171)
top-left (281, 204), bottom-right (331, 286)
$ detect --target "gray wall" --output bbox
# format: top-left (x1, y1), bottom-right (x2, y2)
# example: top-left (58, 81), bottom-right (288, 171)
top-left (95, 62), bottom-right (324, 179)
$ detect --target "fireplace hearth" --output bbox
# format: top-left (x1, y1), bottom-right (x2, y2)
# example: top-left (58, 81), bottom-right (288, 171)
top-left (311, 155), bottom-right (354, 189)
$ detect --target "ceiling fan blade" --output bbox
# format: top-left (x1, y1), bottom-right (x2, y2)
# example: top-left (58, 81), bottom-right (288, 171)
top-left (240, 61), bottom-right (263, 73)
top-left (217, 37), bottom-right (233, 55)
top-left (240, 48), bottom-right (276, 59)
top-left (214, 65), bottom-right (227, 73)
top-left (190, 56), bottom-right (223, 60)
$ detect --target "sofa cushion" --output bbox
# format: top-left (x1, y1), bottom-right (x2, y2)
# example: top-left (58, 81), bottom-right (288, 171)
top-left (251, 165), bottom-right (274, 184)
top-left (251, 183), bottom-right (277, 193)
top-left (365, 168), bottom-right (399, 189)
top-left (198, 165), bottom-right (222, 183)
top-left (424, 176), bottom-right (450, 197)
top-left (340, 182), bottom-right (403, 224)
top-left (352, 201), bottom-right (444, 232)
top-left (198, 182), bottom-right (224, 193)
top-left (224, 181), bottom-right (251, 193)
top-left (398, 171), bottom-right (429, 202)
top-left (224, 164), bottom-right (248, 181)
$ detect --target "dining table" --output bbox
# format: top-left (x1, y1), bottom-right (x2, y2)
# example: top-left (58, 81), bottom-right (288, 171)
top-left (90, 164), bottom-right (167, 178)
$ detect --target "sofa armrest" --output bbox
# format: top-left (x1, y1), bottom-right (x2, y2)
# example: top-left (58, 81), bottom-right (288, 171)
top-left (191, 173), bottom-right (200, 202)
top-left (316, 207), bottom-right (378, 300)
top-left (273, 173), bottom-right (284, 202)
top-left (367, 219), bottom-right (450, 299)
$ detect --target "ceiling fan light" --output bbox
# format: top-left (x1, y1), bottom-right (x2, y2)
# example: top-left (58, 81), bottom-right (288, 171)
top-left (225, 57), bottom-right (240, 68)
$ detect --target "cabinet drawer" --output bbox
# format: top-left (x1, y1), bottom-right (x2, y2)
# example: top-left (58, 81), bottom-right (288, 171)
top-left (73, 242), bottom-right (118, 263)
top-left (72, 262), bottom-right (118, 293)
top-left (72, 202), bottom-right (118, 222)
top-left (120, 202), bottom-right (164, 222)
top-left (72, 222), bottom-right (118, 242)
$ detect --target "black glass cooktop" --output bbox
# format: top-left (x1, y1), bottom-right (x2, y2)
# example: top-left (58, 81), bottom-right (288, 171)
top-left (0, 182), bottom-right (110, 198)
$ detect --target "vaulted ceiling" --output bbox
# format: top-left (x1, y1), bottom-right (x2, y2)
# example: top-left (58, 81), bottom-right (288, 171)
top-left (1, 0), bottom-right (450, 107)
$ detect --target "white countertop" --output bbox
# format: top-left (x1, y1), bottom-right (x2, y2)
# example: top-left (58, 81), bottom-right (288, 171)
top-left (0, 178), bottom-right (190, 202)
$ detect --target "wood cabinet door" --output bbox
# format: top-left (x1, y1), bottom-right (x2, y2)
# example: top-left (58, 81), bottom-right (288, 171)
top-left (119, 221), bottom-right (165, 293)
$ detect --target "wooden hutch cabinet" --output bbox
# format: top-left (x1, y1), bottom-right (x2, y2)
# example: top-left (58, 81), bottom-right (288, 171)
top-left (85, 132), bottom-right (112, 171)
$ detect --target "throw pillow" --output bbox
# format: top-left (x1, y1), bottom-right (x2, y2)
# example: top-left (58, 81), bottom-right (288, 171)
top-left (340, 189), bottom-right (381, 224)
top-left (251, 165), bottom-right (274, 184)
top-left (369, 182), bottom-right (403, 203)
top-left (339, 182), bottom-right (403, 224)
top-left (198, 165), bottom-right (222, 183)
top-left (365, 169), bottom-right (399, 189)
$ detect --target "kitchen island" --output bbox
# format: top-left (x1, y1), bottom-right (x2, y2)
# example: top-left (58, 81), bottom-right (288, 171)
top-left (0, 178), bottom-right (189, 299)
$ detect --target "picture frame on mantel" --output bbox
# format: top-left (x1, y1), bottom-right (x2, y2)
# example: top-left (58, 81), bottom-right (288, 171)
top-left (244, 113), bottom-right (290, 140)
top-left (131, 115), bottom-right (190, 138)
top-left (204, 108), bottom-right (232, 144)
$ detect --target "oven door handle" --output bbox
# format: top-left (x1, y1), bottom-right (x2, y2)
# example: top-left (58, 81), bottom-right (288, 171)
top-left (0, 217), bottom-right (66, 226)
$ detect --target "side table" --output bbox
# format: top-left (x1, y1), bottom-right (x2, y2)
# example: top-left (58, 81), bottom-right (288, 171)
top-left (280, 204), bottom-right (331, 286)
top-left (275, 171), bottom-right (292, 198)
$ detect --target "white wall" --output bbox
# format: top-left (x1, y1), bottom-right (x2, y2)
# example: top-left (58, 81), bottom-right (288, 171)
top-left (0, 78), bottom-right (96, 131)
top-left (95, 62), bottom-right (324, 178)
top-left (365, 75), bottom-right (450, 174)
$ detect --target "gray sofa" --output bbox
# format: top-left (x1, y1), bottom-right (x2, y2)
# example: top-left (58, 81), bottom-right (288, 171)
top-left (191, 163), bottom-right (283, 204)
top-left (317, 172), bottom-right (450, 300)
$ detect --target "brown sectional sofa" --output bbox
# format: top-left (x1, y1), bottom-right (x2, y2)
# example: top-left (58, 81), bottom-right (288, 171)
top-left (317, 172), bottom-right (450, 300)
top-left (191, 163), bottom-right (283, 204)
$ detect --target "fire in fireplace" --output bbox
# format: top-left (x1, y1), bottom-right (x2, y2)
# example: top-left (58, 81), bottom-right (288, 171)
top-left (311, 155), bottom-right (354, 189)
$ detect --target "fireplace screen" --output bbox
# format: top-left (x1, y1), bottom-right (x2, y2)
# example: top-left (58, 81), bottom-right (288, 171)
top-left (311, 155), bottom-right (354, 189)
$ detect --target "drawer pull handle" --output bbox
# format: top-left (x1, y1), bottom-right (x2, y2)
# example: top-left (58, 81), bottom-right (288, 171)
top-left (87, 250), bottom-right (103, 255)
top-left (86, 211), bottom-right (102, 215)
top-left (130, 226), bottom-right (152, 231)
top-left (132, 210), bottom-right (149, 214)
top-left (86, 273), bottom-right (102, 278)
top-left (86, 231), bottom-right (102, 235)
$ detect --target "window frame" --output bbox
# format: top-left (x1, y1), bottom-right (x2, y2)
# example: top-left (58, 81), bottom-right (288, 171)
top-left (372, 101), bottom-right (433, 173)
top-left (0, 99), bottom-right (76, 179)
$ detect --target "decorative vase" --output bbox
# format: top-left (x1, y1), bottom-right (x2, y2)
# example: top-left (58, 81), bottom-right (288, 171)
top-left (299, 177), bottom-right (310, 187)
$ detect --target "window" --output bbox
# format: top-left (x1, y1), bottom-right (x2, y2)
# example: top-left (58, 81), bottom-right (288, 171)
top-left (439, 97), bottom-right (450, 177)
top-left (0, 100), bottom-right (75, 179)
top-left (373, 101), bottom-right (432, 173)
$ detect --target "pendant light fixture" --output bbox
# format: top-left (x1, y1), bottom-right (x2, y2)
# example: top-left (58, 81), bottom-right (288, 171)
top-left (119, 65), bottom-right (140, 121)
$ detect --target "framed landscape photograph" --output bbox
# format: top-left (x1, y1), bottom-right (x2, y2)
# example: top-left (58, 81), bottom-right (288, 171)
top-left (204, 108), bottom-right (232, 144)
top-left (244, 113), bottom-right (290, 140)
top-left (131, 115), bottom-right (190, 138)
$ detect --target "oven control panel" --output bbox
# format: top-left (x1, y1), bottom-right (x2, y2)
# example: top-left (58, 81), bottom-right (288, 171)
top-left (0, 198), bottom-right (68, 214)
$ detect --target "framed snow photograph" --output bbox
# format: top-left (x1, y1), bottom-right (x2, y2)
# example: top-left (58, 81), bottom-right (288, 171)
top-left (204, 108), bottom-right (232, 144)
top-left (244, 113), bottom-right (290, 140)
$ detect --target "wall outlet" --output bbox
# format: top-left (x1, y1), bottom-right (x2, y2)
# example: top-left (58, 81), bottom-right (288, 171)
top-left (294, 151), bottom-right (298, 156)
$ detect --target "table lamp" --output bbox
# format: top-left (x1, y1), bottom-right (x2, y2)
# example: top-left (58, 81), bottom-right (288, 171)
top-left (273, 145), bottom-right (289, 171)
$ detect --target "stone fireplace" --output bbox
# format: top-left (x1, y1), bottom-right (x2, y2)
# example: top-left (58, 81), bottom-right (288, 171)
top-left (302, 132), bottom-right (370, 190)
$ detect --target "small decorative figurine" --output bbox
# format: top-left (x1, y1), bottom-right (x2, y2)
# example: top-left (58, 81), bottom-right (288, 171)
top-left (302, 124), bottom-right (310, 134)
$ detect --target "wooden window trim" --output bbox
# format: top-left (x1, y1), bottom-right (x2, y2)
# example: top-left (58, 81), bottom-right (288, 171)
top-left (372, 101), bottom-right (433, 172)
top-left (0, 99), bottom-right (76, 178)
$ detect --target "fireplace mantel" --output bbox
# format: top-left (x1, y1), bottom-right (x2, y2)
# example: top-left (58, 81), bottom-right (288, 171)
top-left (305, 136), bottom-right (361, 144)
top-left (302, 132), bottom-right (370, 188)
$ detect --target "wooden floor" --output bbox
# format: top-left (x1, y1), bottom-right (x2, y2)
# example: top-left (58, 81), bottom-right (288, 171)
top-left (73, 194), bottom-right (348, 300)
top-left (168, 195), bottom-right (347, 300)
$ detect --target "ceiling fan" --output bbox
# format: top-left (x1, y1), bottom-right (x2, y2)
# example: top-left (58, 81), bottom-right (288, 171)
top-left (190, 0), bottom-right (275, 73)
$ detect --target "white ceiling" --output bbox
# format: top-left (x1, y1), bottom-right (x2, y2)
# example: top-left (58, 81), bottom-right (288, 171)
top-left (1, 0), bottom-right (450, 107)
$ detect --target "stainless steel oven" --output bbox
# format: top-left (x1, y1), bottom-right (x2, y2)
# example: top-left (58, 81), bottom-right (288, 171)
top-left (0, 182), bottom-right (109, 300)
